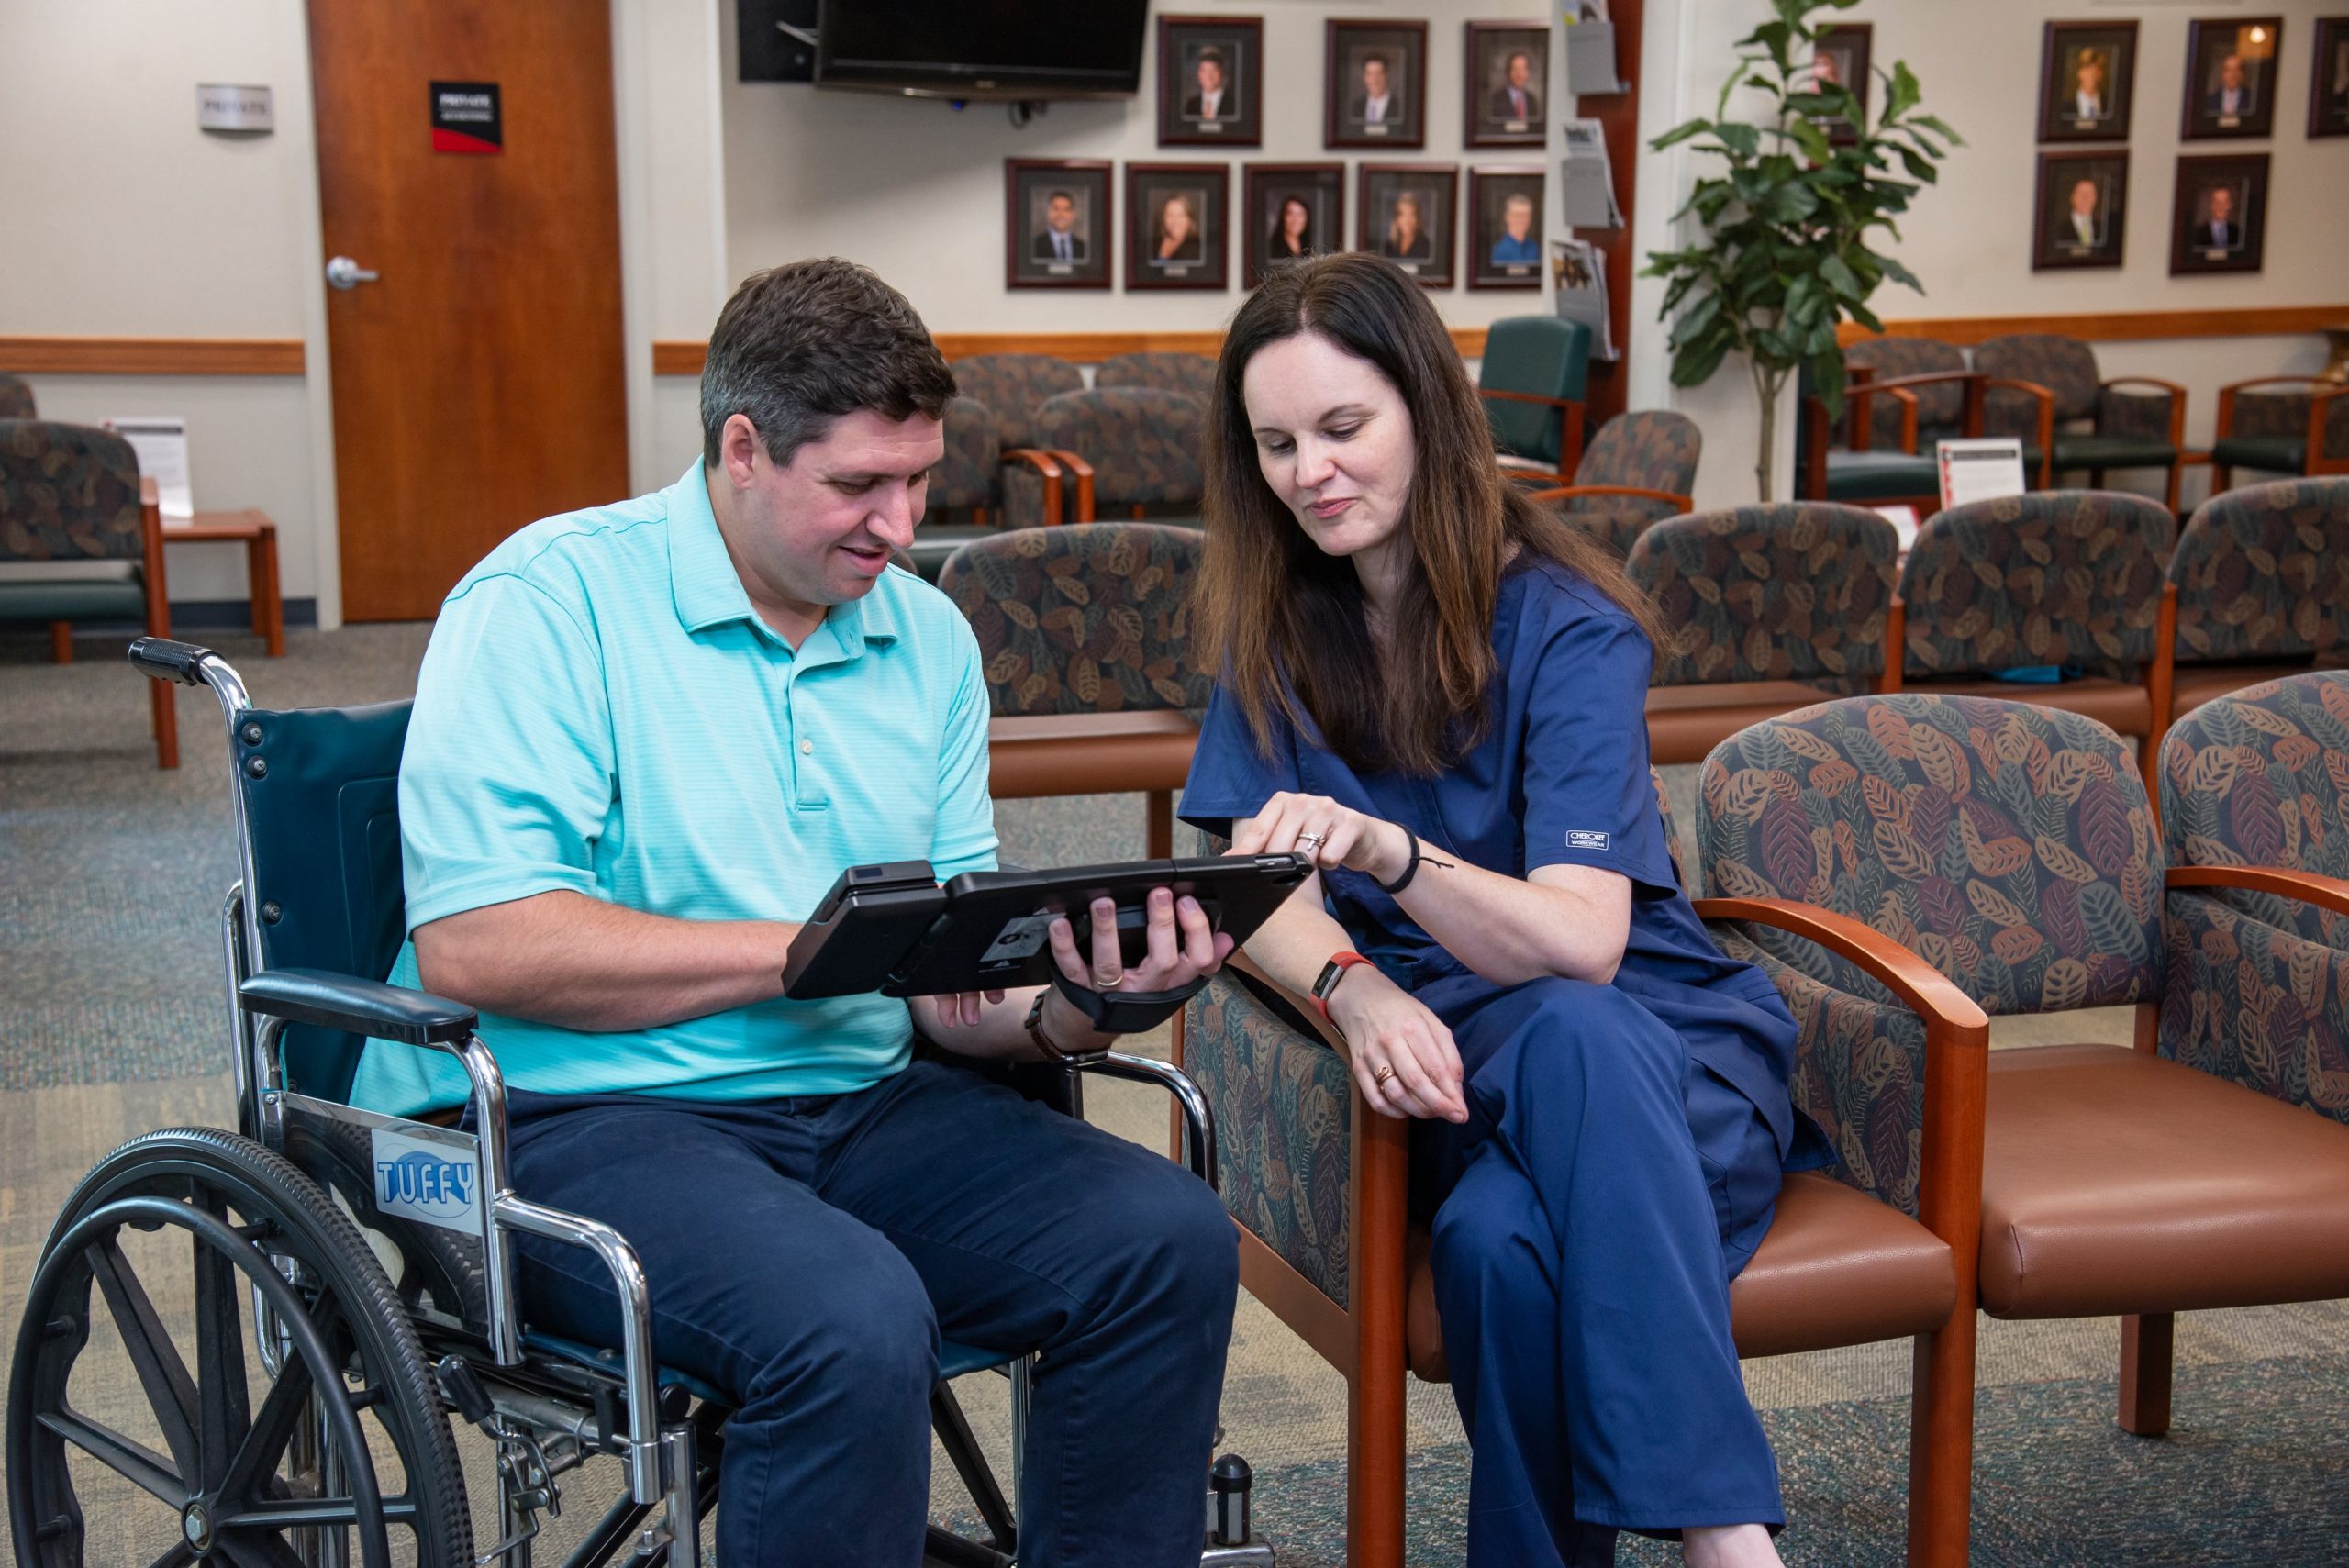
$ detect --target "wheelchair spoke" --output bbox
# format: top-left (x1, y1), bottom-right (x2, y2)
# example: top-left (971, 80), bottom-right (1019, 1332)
top-left (35, 1407), bottom-right (188, 1507)
top-left (217, 1496), bottom-right (419, 1529)
top-left (143, 1543), bottom-right (198, 1568)
top-left (194, 1220), bottom-right (255, 1489)
top-left (216, 1351), bottom-right (314, 1508)
top-left (85, 1234), bottom-right (203, 1479)
top-left (216, 1530), bottom-right (309, 1568)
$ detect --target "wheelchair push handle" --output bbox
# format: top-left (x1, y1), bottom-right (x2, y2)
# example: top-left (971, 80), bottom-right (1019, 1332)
top-left (128, 635), bottom-right (220, 686)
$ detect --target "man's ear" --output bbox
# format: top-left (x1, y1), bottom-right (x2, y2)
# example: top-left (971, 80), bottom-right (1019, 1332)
top-left (718, 414), bottom-right (765, 491)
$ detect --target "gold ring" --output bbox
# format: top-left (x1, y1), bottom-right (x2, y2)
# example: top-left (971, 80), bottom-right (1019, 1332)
top-left (1372, 1065), bottom-right (1397, 1085)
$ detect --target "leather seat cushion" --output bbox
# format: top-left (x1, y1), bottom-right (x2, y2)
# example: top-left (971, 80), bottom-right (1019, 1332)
top-left (2211, 436), bottom-right (2307, 476)
top-left (1823, 450), bottom-right (1940, 503)
top-left (1896, 673), bottom-right (2151, 736)
top-left (1645, 682), bottom-right (1849, 766)
top-left (1981, 1044), bottom-right (2349, 1318)
top-left (2171, 660), bottom-right (2330, 717)
top-left (1401, 1172), bottom-right (1954, 1382)
top-left (2050, 434), bottom-right (2179, 472)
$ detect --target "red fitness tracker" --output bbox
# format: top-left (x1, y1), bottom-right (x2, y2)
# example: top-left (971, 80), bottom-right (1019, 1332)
top-left (1311, 951), bottom-right (1374, 1020)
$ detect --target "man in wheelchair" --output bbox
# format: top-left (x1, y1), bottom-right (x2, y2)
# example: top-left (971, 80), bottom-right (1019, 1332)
top-left (348, 258), bottom-right (1241, 1566)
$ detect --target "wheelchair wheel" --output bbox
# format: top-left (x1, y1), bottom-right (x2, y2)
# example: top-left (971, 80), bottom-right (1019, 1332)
top-left (7, 1127), bottom-right (473, 1568)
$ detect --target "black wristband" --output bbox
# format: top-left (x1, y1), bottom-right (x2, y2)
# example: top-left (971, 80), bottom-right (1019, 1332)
top-left (1377, 832), bottom-right (1424, 895)
top-left (1049, 966), bottom-right (1209, 1035)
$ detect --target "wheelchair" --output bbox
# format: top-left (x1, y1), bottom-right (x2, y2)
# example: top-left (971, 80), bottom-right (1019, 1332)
top-left (6, 637), bottom-right (1274, 1568)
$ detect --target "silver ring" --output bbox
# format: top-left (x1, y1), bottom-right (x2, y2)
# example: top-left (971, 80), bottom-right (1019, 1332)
top-left (1297, 832), bottom-right (1327, 851)
top-left (1096, 971), bottom-right (1127, 990)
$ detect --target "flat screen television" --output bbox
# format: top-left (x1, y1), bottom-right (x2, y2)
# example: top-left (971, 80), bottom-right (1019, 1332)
top-left (815, 0), bottom-right (1149, 100)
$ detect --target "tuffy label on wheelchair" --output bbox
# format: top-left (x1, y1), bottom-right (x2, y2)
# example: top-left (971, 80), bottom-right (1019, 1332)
top-left (373, 1123), bottom-right (483, 1231)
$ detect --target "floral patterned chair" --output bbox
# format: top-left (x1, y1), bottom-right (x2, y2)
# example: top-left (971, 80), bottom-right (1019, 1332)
top-left (1705, 691), bottom-right (2349, 1457)
top-left (1522, 408), bottom-right (1699, 559)
top-left (1091, 350), bottom-right (1217, 401)
top-left (2210, 376), bottom-right (2349, 491)
top-left (1893, 490), bottom-right (2177, 777)
top-left (0, 374), bottom-right (34, 418)
top-left (0, 420), bottom-right (177, 764)
top-left (1030, 387), bottom-right (1208, 528)
top-left (1973, 333), bottom-right (2188, 511)
top-left (2164, 477), bottom-right (2349, 720)
top-left (1627, 503), bottom-right (1900, 763)
top-left (1183, 774), bottom-right (1991, 1568)
top-left (949, 352), bottom-right (1084, 451)
top-left (937, 522), bottom-right (1207, 856)
top-left (901, 395), bottom-right (1074, 582)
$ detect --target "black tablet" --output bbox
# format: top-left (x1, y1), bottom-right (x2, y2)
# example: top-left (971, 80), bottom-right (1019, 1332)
top-left (783, 853), bottom-right (1311, 1001)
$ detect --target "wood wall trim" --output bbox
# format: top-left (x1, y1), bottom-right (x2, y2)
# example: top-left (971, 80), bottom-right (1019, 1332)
top-left (0, 336), bottom-right (306, 376)
top-left (1839, 305), bottom-right (2347, 349)
top-left (653, 327), bottom-right (1495, 377)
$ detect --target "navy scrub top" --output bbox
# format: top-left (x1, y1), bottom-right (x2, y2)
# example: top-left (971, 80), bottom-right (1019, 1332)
top-left (1178, 554), bottom-right (1831, 1182)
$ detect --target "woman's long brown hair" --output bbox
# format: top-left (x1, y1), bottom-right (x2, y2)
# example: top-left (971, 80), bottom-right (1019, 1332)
top-left (1195, 251), bottom-right (1662, 776)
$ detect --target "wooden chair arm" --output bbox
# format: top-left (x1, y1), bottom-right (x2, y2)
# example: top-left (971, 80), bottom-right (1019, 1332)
top-left (1527, 484), bottom-right (1693, 511)
top-left (1222, 950), bottom-right (1356, 1064)
top-left (138, 473), bottom-right (171, 639)
top-left (2166, 864), bottom-right (2349, 921)
top-left (1020, 447), bottom-right (1094, 523)
top-left (1691, 897), bottom-right (1989, 1038)
top-left (999, 447), bottom-right (1064, 528)
top-left (1500, 462), bottom-right (1572, 487)
top-left (1980, 377), bottom-right (2057, 487)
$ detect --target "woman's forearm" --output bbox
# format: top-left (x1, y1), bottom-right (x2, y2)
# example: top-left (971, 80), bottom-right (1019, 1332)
top-left (1382, 850), bottom-right (1627, 986)
top-left (1238, 878), bottom-right (1363, 998)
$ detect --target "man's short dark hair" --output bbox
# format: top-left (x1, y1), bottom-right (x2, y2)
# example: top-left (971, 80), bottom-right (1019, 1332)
top-left (1047, 190), bottom-right (1075, 206)
top-left (699, 257), bottom-right (955, 469)
top-left (1197, 46), bottom-right (1224, 69)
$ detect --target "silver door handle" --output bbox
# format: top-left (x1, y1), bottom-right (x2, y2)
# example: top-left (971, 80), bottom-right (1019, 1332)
top-left (325, 255), bottom-right (380, 290)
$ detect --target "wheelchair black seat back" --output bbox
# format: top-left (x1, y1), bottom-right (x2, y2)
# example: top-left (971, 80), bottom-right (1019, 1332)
top-left (8, 638), bottom-right (1261, 1568)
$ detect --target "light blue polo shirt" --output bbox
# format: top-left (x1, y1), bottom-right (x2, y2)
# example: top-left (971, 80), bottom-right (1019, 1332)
top-left (349, 463), bottom-right (998, 1116)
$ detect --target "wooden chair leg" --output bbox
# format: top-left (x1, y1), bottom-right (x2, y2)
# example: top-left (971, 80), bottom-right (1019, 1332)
top-left (1345, 1357), bottom-right (1408, 1568)
top-left (150, 673), bottom-right (179, 770)
top-left (1905, 1313), bottom-right (1979, 1568)
top-left (2119, 1313), bottom-right (2174, 1437)
top-left (1146, 788), bottom-right (1173, 860)
top-left (2164, 461), bottom-right (2182, 516)
top-left (49, 620), bottom-right (72, 663)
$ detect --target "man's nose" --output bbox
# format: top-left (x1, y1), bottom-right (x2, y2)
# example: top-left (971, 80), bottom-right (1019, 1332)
top-left (871, 484), bottom-right (918, 548)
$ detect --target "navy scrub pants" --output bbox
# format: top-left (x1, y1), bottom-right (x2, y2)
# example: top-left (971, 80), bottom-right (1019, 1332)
top-left (1416, 974), bottom-right (1786, 1568)
top-left (495, 1055), bottom-right (1241, 1568)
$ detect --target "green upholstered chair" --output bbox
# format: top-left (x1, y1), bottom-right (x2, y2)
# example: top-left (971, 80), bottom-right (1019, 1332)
top-left (1800, 367), bottom-right (2055, 509)
top-left (0, 374), bottom-right (34, 419)
top-left (1973, 333), bottom-right (2188, 511)
top-left (2164, 477), bottom-right (2349, 720)
top-left (1529, 408), bottom-right (1700, 559)
top-left (1092, 350), bottom-right (1217, 401)
top-left (0, 419), bottom-right (179, 764)
top-left (902, 395), bottom-right (1072, 582)
top-left (1029, 388), bottom-right (1207, 528)
top-left (2210, 377), bottom-right (2349, 492)
top-left (1477, 317), bottom-right (1591, 476)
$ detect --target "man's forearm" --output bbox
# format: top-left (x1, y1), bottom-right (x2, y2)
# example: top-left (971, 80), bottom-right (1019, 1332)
top-left (413, 890), bottom-right (798, 1033)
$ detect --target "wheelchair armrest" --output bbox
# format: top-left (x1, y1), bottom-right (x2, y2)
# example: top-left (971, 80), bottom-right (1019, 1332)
top-left (1076, 1051), bottom-right (1218, 1189)
top-left (239, 968), bottom-right (479, 1046)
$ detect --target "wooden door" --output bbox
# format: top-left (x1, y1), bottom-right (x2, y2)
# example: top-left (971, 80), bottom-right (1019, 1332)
top-left (309, 0), bottom-right (630, 622)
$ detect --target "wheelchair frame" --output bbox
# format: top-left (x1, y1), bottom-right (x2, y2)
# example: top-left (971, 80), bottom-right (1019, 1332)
top-left (115, 638), bottom-right (1238, 1568)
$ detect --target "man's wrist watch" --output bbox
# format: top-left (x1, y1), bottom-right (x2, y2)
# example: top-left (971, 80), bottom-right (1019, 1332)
top-left (1024, 987), bottom-right (1098, 1062)
top-left (1311, 951), bottom-right (1374, 1021)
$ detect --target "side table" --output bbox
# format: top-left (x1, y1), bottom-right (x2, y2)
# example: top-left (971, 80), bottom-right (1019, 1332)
top-left (168, 510), bottom-right (284, 656)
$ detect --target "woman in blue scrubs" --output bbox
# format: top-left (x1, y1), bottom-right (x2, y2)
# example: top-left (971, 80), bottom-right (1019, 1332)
top-left (1180, 254), bottom-right (1829, 1568)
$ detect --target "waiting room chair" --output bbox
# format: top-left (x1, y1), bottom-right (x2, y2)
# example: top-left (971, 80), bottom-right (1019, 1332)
top-left (903, 395), bottom-right (1072, 581)
top-left (1800, 369), bottom-right (2054, 511)
top-left (950, 352), bottom-right (1085, 451)
top-left (2165, 477), bottom-right (2349, 721)
top-left (0, 373), bottom-right (34, 418)
top-left (1842, 337), bottom-right (1970, 455)
top-left (1709, 691), bottom-right (2349, 1463)
top-left (1890, 491), bottom-right (2176, 777)
top-left (0, 420), bottom-right (177, 765)
top-left (2210, 376), bottom-right (2349, 491)
top-left (1628, 503), bottom-right (1901, 763)
top-left (1182, 775), bottom-right (1989, 1568)
top-left (1092, 350), bottom-right (1218, 402)
top-left (1974, 333), bottom-right (2187, 512)
top-left (938, 522), bottom-right (1208, 860)
top-left (1522, 408), bottom-right (1700, 558)
top-left (1030, 387), bottom-right (1208, 528)
top-left (1478, 317), bottom-right (1591, 477)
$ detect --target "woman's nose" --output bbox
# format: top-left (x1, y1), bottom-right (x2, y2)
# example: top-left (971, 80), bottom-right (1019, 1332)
top-left (1293, 442), bottom-right (1336, 487)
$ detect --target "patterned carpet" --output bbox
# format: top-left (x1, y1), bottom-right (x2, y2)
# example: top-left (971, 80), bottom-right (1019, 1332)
top-left (6, 624), bottom-right (2349, 1566)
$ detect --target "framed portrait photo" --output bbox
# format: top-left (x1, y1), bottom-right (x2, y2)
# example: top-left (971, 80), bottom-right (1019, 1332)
top-left (1156, 15), bottom-right (1262, 147)
top-left (1242, 162), bottom-right (1345, 289)
top-left (2032, 150), bottom-right (2129, 272)
top-left (1464, 21), bottom-right (1547, 148)
top-left (2169, 152), bottom-right (2268, 276)
top-left (1126, 163), bottom-right (1230, 291)
top-left (2181, 16), bottom-right (2282, 139)
top-left (2312, 17), bottom-right (2349, 138)
top-left (2037, 20), bottom-right (2137, 143)
top-left (1810, 24), bottom-right (1873, 144)
top-left (1005, 161), bottom-right (1112, 290)
top-left (1357, 163), bottom-right (1458, 288)
top-left (1467, 165), bottom-right (1544, 290)
top-left (1325, 18), bottom-right (1428, 150)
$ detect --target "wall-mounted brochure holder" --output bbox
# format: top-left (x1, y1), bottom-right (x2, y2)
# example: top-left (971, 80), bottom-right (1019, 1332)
top-left (1564, 21), bottom-right (1627, 95)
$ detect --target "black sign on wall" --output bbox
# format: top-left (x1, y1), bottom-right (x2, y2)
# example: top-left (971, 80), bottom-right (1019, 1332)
top-left (430, 81), bottom-right (503, 154)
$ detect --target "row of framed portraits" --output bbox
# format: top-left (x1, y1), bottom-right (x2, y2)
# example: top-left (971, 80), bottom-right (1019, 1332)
top-left (1151, 16), bottom-right (1550, 150)
top-left (2033, 16), bottom-right (2349, 144)
top-left (1006, 159), bottom-right (1546, 293)
top-left (2030, 150), bottom-right (2273, 275)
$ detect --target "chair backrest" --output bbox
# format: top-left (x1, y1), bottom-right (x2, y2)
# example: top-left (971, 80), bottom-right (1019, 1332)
top-left (2169, 477), bottom-right (2349, 665)
top-left (1699, 692), bottom-right (2166, 1018)
top-left (937, 522), bottom-right (1210, 715)
top-left (2162, 671), bottom-right (2349, 888)
top-left (1092, 351), bottom-right (1218, 401)
top-left (1547, 500), bottom-right (1661, 561)
top-left (1032, 388), bottom-right (1206, 510)
top-left (235, 699), bottom-right (416, 1102)
top-left (1897, 491), bottom-right (2175, 678)
top-left (1974, 332), bottom-right (2099, 428)
top-left (1841, 337), bottom-right (1968, 447)
top-left (1628, 504), bottom-right (1899, 685)
top-left (931, 395), bottom-right (1002, 512)
top-left (0, 419), bottom-right (143, 563)
top-left (952, 352), bottom-right (1085, 450)
top-left (1478, 317), bottom-right (1591, 466)
top-left (0, 374), bottom-right (34, 419)
top-left (1574, 408), bottom-right (1701, 494)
